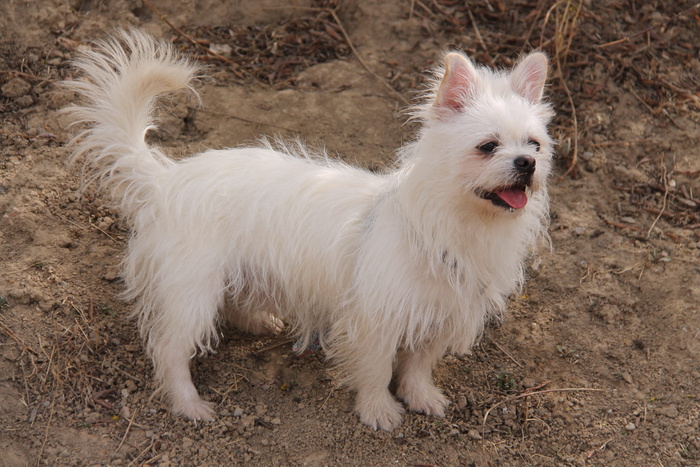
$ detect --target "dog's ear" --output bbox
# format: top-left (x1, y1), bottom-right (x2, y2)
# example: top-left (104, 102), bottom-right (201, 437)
top-left (510, 52), bottom-right (548, 103)
top-left (434, 53), bottom-right (479, 112)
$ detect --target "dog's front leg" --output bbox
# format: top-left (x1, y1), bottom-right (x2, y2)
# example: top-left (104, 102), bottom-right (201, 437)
top-left (347, 337), bottom-right (405, 431)
top-left (395, 341), bottom-right (449, 417)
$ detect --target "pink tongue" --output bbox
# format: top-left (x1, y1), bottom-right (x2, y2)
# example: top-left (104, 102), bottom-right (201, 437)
top-left (496, 189), bottom-right (528, 209)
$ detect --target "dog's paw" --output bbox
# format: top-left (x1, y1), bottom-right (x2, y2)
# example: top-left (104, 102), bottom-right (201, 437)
top-left (173, 396), bottom-right (216, 422)
top-left (355, 393), bottom-right (405, 431)
top-left (255, 313), bottom-right (285, 335)
top-left (234, 312), bottom-right (285, 335)
top-left (397, 382), bottom-right (449, 417)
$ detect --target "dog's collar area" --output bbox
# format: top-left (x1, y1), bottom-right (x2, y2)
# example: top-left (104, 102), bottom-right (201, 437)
top-left (440, 249), bottom-right (459, 270)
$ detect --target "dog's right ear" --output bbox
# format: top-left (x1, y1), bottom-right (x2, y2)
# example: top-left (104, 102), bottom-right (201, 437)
top-left (510, 52), bottom-right (548, 103)
top-left (434, 53), bottom-right (479, 112)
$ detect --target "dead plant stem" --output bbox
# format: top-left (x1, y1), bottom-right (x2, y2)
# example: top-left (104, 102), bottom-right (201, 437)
top-left (117, 409), bottom-right (138, 452)
top-left (646, 160), bottom-right (669, 238)
top-left (467, 10), bottom-right (495, 67)
top-left (493, 342), bottom-right (523, 368)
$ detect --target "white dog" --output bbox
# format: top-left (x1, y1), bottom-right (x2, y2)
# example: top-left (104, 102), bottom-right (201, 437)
top-left (65, 30), bottom-right (553, 431)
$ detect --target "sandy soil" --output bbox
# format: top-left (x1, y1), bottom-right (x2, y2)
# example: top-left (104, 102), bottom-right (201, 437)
top-left (1, 1), bottom-right (699, 465)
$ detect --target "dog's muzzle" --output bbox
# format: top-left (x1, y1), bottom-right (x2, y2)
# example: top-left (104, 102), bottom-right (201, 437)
top-left (514, 155), bottom-right (536, 186)
top-left (478, 155), bottom-right (536, 210)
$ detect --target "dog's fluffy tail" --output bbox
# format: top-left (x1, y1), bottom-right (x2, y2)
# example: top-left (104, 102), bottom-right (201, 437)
top-left (64, 30), bottom-right (200, 221)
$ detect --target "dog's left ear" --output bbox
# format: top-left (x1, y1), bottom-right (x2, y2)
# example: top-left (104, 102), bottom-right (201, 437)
top-left (510, 52), bottom-right (548, 103)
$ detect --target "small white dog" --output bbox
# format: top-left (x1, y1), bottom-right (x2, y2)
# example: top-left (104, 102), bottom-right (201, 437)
top-left (65, 30), bottom-right (553, 431)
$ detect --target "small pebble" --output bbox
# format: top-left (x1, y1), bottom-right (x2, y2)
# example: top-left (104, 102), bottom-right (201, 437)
top-left (456, 394), bottom-right (468, 410)
top-left (522, 377), bottom-right (536, 388)
top-left (625, 422), bottom-right (636, 431)
top-left (657, 405), bottom-right (678, 418)
top-left (15, 95), bottom-right (34, 108)
top-left (1, 77), bottom-right (31, 97)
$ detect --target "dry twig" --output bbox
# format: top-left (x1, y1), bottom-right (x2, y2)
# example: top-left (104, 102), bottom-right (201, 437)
top-left (198, 109), bottom-right (299, 133)
top-left (36, 391), bottom-right (57, 467)
top-left (646, 161), bottom-right (669, 238)
top-left (493, 342), bottom-right (523, 368)
top-left (601, 216), bottom-right (644, 233)
top-left (117, 409), bottom-right (138, 452)
top-left (467, 10), bottom-right (494, 67)
top-left (252, 338), bottom-right (296, 355)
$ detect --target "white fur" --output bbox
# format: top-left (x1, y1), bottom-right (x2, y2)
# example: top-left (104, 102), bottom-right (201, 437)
top-left (64, 30), bottom-right (553, 430)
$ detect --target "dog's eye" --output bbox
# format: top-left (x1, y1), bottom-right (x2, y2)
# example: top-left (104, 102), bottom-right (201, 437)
top-left (478, 141), bottom-right (498, 155)
top-left (528, 139), bottom-right (541, 151)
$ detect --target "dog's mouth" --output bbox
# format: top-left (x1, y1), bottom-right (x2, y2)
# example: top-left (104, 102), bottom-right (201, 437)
top-left (477, 182), bottom-right (530, 210)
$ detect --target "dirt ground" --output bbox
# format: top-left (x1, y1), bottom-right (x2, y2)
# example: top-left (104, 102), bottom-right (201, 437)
top-left (1, 0), bottom-right (699, 465)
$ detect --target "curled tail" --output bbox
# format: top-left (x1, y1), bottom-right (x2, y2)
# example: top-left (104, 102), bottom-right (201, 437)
top-left (64, 29), bottom-right (200, 221)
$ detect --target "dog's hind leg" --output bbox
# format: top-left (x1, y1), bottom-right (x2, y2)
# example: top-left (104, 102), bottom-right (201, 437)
top-left (153, 336), bottom-right (216, 420)
top-left (146, 271), bottom-right (225, 421)
top-left (395, 341), bottom-right (449, 417)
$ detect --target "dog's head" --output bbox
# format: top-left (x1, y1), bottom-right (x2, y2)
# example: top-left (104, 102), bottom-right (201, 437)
top-left (413, 51), bottom-right (553, 217)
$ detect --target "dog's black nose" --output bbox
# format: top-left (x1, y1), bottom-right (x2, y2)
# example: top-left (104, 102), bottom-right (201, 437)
top-left (514, 155), bottom-right (536, 174)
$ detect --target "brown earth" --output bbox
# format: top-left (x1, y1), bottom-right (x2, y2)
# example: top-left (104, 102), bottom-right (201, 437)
top-left (1, 1), bottom-right (699, 465)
